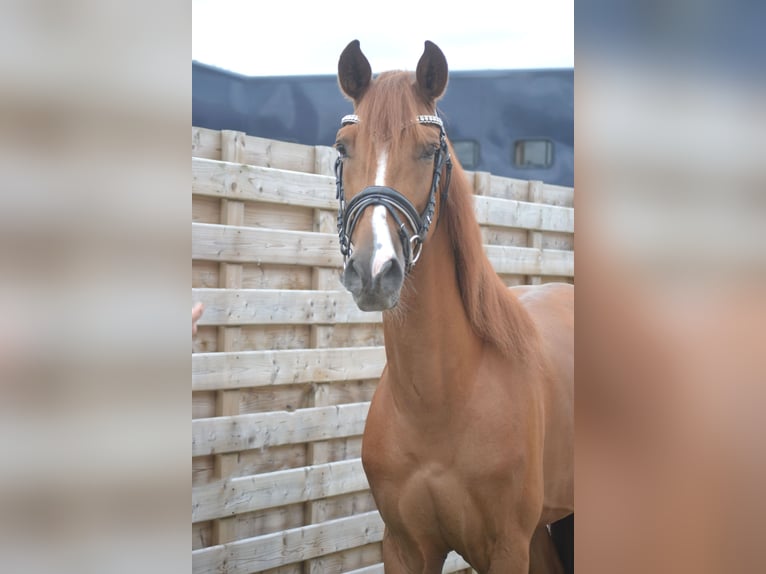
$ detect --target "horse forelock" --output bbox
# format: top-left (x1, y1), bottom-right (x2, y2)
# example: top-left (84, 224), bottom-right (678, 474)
top-left (355, 71), bottom-right (436, 144)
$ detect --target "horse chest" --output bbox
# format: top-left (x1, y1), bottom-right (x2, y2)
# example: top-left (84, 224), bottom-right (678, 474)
top-left (363, 404), bottom-right (520, 546)
top-left (365, 447), bottom-right (508, 564)
top-left (363, 369), bottom-right (528, 485)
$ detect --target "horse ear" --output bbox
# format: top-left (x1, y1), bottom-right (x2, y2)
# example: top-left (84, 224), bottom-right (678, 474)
top-left (338, 40), bottom-right (372, 102)
top-left (416, 41), bottom-right (448, 101)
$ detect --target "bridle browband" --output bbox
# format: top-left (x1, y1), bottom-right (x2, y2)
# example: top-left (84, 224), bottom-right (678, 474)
top-left (334, 114), bottom-right (453, 273)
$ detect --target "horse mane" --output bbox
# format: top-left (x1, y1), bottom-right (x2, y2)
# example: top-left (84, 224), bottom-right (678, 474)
top-left (443, 161), bottom-right (540, 361)
top-left (358, 71), bottom-right (539, 361)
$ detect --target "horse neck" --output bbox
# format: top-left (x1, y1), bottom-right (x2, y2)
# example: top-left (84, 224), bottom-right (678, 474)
top-left (381, 218), bottom-right (483, 405)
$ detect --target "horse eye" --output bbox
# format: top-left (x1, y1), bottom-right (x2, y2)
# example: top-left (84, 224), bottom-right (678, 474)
top-left (420, 144), bottom-right (439, 160)
top-left (335, 142), bottom-right (348, 158)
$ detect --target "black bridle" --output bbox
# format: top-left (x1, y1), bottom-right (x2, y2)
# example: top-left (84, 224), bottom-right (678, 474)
top-left (334, 114), bottom-right (453, 273)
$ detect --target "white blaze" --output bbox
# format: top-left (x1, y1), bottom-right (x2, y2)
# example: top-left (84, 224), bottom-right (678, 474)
top-left (371, 149), bottom-right (395, 278)
top-left (375, 148), bottom-right (387, 186)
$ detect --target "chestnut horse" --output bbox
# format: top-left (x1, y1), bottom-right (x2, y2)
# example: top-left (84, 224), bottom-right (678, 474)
top-left (334, 40), bottom-right (573, 574)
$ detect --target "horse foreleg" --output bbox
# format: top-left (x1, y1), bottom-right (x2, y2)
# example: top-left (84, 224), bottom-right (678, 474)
top-left (529, 525), bottom-right (565, 574)
top-left (485, 534), bottom-right (532, 574)
top-left (381, 529), bottom-right (445, 574)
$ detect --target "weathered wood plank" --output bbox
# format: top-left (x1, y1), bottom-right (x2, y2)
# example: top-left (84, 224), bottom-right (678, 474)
top-left (192, 224), bottom-right (572, 277)
top-left (192, 346), bottom-right (386, 391)
top-left (192, 511), bottom-right (385, 574)
top-left (192, 402), bottom-right (370, 457)
top-left (193, 157), bottom-right (336, 209)
top-left (238, 134), bottom-right (316, 173)
top-left (213, 160), bottom-right (249, 543)
top-left (192, 127), bottom-right (221, 160)
top-left (473, 195), bottom-right (574, 233)
top-left (192, 127), bottom-right (318, 172)
top-left (191, 288), bottom-right (382, 326)
top-left (192, 458), bottom-right (369, 522)
top-left (243, 202), bottom-right (314, 233)
top-left (485, 245), bottom-right (574, 277)
top-left (192, 223), bottom-right (342, 267)
top-left (486, 173), bottom-right (574, 206)
top-left (192, 129), bottom-right (573, 206)
top-left (193, 157), bottom-right (573, 233)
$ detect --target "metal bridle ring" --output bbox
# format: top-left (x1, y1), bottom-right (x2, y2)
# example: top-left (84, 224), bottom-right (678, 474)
top-left (409, 235), bottom-right (424, 267)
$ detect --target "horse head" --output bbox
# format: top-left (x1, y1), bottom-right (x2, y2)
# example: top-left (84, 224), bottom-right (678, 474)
top-left (335, 40), bottom-right (451, 311)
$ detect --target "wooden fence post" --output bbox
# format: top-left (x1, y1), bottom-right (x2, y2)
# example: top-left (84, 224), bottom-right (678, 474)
top-left (303, 145), bottom-right (343, 574)
top-left (212, 130), bottom-right (247, 545)
top-left (527, 180), bottom-right (544, 285)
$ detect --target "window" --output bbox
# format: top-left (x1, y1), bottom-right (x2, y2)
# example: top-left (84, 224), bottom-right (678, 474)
top-left (451, 140), bottom-right (480, 170)
top-left (513, 139), bottom-right (554, 169)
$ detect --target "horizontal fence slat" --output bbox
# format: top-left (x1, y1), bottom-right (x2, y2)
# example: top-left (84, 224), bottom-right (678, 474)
top-left (193, 458), bottom-right (369, 522)
top-left (192, 128), bottom-right (573, 207)
top-left (192, 510), bottom-right (385, 574)
top-left (193, 157), bottom-right (573, 233)
top-left (192, 127), bottom-right (221, 160)
top-left (473, 195), bottom-right (574, 233)
top-left (486, 245), bottom-right (575, 277)
top-left (191, 288), bottom-right (381, 326)
top-left (192, 346), bottom-right (386, 391)
top-left (192, 222), bottom-right (342, 267)
top-left (485, 173), bottom-right (574, 206)
top-left (193, 157), bottom-right (337, 209)
top-left (192, 224), bottom-right (573, 277)
top-left (192, 127), bottom-right (319, 172)
top-left (192, 402), bottom-right (370, 457)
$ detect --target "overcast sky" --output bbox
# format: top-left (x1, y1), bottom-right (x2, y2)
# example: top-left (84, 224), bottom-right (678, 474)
top-left (192, 0), bottom-right (573, 76)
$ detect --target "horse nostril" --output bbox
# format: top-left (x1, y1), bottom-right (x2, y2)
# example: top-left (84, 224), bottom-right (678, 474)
top-left (375, 257), bottom-right (403, 292)
top-left (373, 258), bottom-right (392, 281)
top-left (342, 257), bottom-right (365, 295)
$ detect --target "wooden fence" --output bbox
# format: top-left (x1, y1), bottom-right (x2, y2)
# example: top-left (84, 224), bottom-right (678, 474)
top-left (192, 126), bottom-right (574, 574)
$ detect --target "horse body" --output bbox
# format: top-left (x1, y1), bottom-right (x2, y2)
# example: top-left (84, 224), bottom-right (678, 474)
top-left (334, 40), bottom-right (573, 573)
top-left (362, 231), bottom-right (573, 573)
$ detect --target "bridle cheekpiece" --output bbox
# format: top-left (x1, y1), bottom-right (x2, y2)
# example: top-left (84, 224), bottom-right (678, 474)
top-left (334, 113), bottom-right (452, 273)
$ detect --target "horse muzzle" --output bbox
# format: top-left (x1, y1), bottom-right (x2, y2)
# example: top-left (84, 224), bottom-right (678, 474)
top-left (342, 250), bottom-right (404, 311)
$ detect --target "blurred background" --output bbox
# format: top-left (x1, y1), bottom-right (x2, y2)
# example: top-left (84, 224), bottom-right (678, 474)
top-left (576, 1), bottom-right (766, 572)
top-left (0, 1), bottom-right (190, 573)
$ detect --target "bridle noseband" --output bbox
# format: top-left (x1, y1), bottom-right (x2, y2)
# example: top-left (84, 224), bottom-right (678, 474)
top-left (334, 114), bottom-right (453, 273)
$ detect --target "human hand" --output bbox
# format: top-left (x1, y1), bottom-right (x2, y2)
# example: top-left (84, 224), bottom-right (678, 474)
top-left (192, 302), bottom-right (204, 336)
